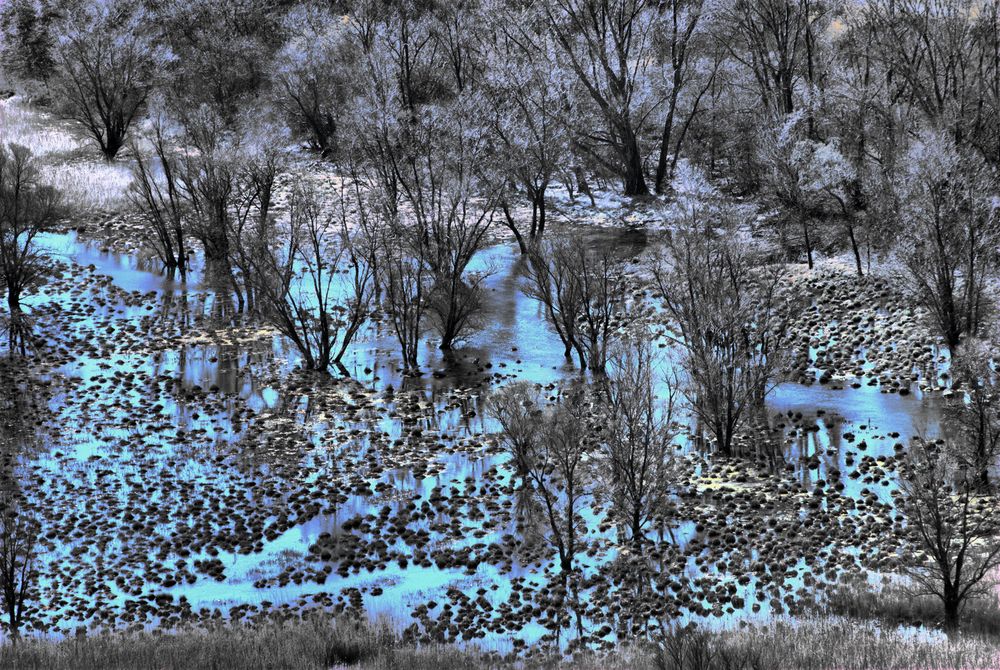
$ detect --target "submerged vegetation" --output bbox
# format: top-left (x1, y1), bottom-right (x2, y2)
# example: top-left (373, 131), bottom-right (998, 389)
top-left (3, 0), bottom-right (1000, 667)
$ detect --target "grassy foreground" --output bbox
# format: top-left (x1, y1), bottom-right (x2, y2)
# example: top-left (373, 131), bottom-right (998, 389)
top-left (1, 615), bottom-right (999, 670)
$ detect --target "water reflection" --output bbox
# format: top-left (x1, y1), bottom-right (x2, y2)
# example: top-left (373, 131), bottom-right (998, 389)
top-left (7, 228), bottom-right (953, 646)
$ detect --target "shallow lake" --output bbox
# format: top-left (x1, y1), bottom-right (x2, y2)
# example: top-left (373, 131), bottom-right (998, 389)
top-left (1, 229), bottom-right (948, 647)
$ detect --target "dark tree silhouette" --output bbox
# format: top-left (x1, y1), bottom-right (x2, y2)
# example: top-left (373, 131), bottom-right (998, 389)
top-left (896, 437), bottom-right (1000, 634)
top-left (0, 143), bottom-right (60, 355)
top-left (51, 3), bottom-right (157, 160)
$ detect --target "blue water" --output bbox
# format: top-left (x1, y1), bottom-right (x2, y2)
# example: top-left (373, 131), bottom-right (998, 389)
top-left (3, 230), bottom-right (946, 647)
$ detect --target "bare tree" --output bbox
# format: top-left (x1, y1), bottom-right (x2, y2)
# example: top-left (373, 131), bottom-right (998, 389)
top-left (129, 115), bottom-right (188, 279)
top-left (487, 381), bottom-right (545, 480)
top-left (426, 268), bottom-right (490, 354)
top-left (899, 131), bottom-right (1000, 352)
top-left (0, 492), bottom-right (38, 642)
top-left (724, 0), bottom-right (814, 118)
top-left (250, 185), bottom-right (374, 374)
top-left (486, 11), bottom-right (569, 252)
top-left (866, 0), bottom-right (1000, 165)
top-left (946, 340), bottom-right (1000, 491)
top-left (151, 0), bottom-right (285, 123)
top-left (176, 108), bottom-right (238, 270)
top-left (388, 103), bottom-right (498, 351)
top-left (133, 107), bottom-right (283, 312)
top-left (0, 143), bottom-right (60, 356)
top-left (229, 148), bottom-right (281, 314)
top-left (789, 132), bottom-right (869, 276)
top-left (652, 228), bottom-right (795, 457)
top-left (652, 0), bottom-right (716, 193)
top-left (272, 6), bottom-right (357, 158)
top-left (600, 337), bottom-right (678, 548)
top-left (51, 1), bottom-right (157, 160)
top-left (372, 206), bottom-right (431, 374)
top-left (429, 0), bottom-right (487, 94)
top-left (543, 0), bottom-right (660, 195)
top-left (524, 236), bottom-right (586, 365)
top-left (575, 244), bottom-right (632, 375)
top-left (520, 385), bottom-right (602, 638)
top-left (356, 1), bottom-right (443, 118)
top-left (758, 114), bottom-right (819, 269)
top-left (524, 234), bottom-right (631, 374)
top-left (896, 437), bottom-right (1000, 634)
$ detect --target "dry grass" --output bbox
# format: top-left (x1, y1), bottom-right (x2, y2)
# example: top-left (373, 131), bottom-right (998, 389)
top-left (0, 97), bottom-right (133, 213)
top-left (655, 619), bottom-right (1000, 670)
top-left (0, 617), bottom-right (506, 670)
top-left (39, 162), bottom-right (133, 213)
top-left (819, 579), bottom-right (1000, 638)
top-left (0, 97), bottom-right (82, 158)
top-left (1, 615), bottom-right (999, 670)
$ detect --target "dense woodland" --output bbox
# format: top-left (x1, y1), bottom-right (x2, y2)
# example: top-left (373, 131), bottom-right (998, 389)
top-left (3, 1), bottom-right (1000, 668)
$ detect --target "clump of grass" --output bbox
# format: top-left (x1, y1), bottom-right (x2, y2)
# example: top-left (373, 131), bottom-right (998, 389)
top-left (1, 616), bottom-right (397, 670)
top-left (655, 620), bottom-right (1000, 670)
top-left (0, 97), bottom-right (133, 213)
top-left (40, 162), bottom-right (133, 213)
top-left (0, 97), bottom-right (82, 158)
top-left (1, 615), bottom-right (998, 670)
top-left (819, 578), bottom-right (1000, 638)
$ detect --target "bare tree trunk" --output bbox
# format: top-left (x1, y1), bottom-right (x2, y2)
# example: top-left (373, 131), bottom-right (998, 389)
top-left (943, 589), bottom-right (960, 636)
top-left (847, 224), bottom-right (863, 277)
top-left (622, 129), bottom-right (649, 196)
top-left (802, 214), bottom-right (813, 270)
top-left (531, 189), bottom-right (547, 241)
top-left (501, 201), bottom-right (528, 255)
top-left (655, 89), bottom-right (680, 194)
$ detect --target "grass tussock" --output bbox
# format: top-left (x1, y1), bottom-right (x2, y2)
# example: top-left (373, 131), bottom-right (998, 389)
top-left (0, 97), bottom-right (133, 213)
top-left (39, 161), bottom-right (133, 213)
top-left (0, 97), bottom-right (82, 158)
top-left (655, 620), bottom-right (1000, 670)
top-left (0, 615), bottom-right (998, 670)
top-left (820, 579), bottom-right (1000, 639)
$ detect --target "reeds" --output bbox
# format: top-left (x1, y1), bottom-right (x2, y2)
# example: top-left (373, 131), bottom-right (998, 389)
top-left (0, 97), bottom-right (132, 212)
top-left (39, 162), bottom-right (133, 212)
top-left (1, 615), bottom-right (998, 670)
top-left (654, 619), bottom-right (1000, 670)
top-left (819, 579), bottom-right (1000, 638)
top-left (0, 98), bottom-right (81, 158)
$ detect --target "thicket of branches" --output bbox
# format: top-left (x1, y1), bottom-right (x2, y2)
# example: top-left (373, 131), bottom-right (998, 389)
top-left (5, 0), bottom-right (1000, 641)
top-left (3, 1), bottom-right (999, 355)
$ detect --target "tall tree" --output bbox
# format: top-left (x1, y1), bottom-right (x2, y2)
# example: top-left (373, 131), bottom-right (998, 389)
top-left (0, 143), bottom-right (59, 355)
top-left (652, 0), bottom-right (714, 193)
top-left (898, 130), bottom-right (1000, 351)
top-left (600, 337), bottom-right (678, 547)
top-left (375, 100), bottom-right (498, 351)
top-left (272, 5), bottom-right (358, 159)
top-left (544, 0), bottom-right (660, 195)
top-left (151, 0), bottom-right (286, 122)
top-left (519, 385), bottom-right (601, 638)
top-left (129, 113), bottom-right (188, 279)
top-left (0, 0), bottom-right (60, 93)
top-left (0, 492), bottom-right (38, 642)
top-left (524, 234), bottom-right (631, 374)
top-left (652, 215), bottom-right (795, 457)
top-left (897, 437), bottom-right (1000, 634)
top-left (947, 340), bottom-right (1000, 491)
top-left (867, 0), bottom-right (1000, 164)
top-left (250, 185), bottom-right (374, 374)
top-left (725, 0), bottom-right (809, 117)
top-left (51, 1), bottom-right (158, 160)
top-left (486, 9), bottom-right (569, 252)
